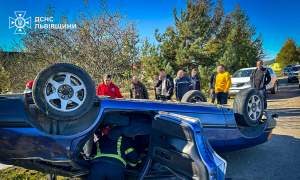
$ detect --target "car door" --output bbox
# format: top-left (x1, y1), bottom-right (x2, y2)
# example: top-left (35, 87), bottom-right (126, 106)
top-left (266, 68), bottom-right (274, 90)
top-left (148, 112), bottom-right (226, 180)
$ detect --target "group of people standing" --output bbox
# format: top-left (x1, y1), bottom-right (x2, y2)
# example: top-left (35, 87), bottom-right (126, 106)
top-left (80, 61), bottom-right (272, 180)
top-left (96, 64), bottom-right (233, 105)
top-left (96, 60), bottom-right (270, 107)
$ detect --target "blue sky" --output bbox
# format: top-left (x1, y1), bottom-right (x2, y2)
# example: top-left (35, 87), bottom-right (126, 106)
top-left (0, 0), bottom-right (299, 60)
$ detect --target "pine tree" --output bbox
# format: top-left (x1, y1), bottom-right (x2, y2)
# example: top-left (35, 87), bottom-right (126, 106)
top-left (276, 38), bottom-right (300, 69)
top-left (220, 4), bottom-right (264, 74)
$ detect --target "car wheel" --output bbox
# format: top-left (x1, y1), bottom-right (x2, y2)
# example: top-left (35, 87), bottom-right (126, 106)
top-left (181, 90), bottom-right (207, 103)
top-left (271, 81), bottom-right (278, 94)
top-left (233, 88), bottom-right (263, 127)
top-left (32, 63), bottom-right (96, 121)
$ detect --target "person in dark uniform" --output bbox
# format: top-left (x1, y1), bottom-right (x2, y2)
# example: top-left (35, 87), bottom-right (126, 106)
top-left (88, 127), bottom-right (138, 180)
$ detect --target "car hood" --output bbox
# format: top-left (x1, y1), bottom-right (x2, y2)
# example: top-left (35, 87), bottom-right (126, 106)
top-left (231, 77), bottom-right (250, 83)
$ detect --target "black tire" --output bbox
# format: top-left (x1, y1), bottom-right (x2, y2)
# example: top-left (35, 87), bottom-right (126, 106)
top-left (271, 81), bottom-right (278, 94)
top-left (233, 88), bottom-right (264, 127)
top-left (32, 63), bottom-right (95, 121)
top-left (288, 78), bottom-right (291, 83)
top-left (181, 90), bottom-right (207, 103)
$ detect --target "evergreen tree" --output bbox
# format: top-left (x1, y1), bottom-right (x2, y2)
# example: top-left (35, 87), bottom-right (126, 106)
top-left (154, 0), bottom-right (224, 72)
top-left (276, 38), bottom-right (299, 69)
top-left (220, 4), bottom-right (264, 74)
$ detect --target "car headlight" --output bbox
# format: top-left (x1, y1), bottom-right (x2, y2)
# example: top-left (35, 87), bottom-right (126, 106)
top-left (244, 82), bottom-right (250, 86)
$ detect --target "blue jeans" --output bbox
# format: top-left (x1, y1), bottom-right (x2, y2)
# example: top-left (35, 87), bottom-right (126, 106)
top-left (258, 89), bottom-right (267, 110)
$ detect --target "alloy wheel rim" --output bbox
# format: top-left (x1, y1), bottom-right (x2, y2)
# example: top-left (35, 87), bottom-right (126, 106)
top-left (190, 96), bottom-right (203, 103)
top-left (44, 72), bottom-right (86, 112)
top-left (247, 95), bottom-right (262, 121)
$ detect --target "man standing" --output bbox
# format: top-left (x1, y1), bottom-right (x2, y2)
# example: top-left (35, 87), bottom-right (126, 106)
top-left (88, 127), bottom-right (138, 180)
top-left (215, 65), bottom-right (231, 105)
top-left (130, 76), bottom-right (149, 99)
top-left (250, 60), bottom-right (271, 109)
top-left (189, 68), bottom-right (202, 91)
top-left (209, 71), bottom-right (218, 104)
top-left (153, 73), bottom-right (161, 100)
top-left (154, 69), bottom-right (174, 100)
top-left (97, 75), bottom-right (123, 98)
top-left (174, 70), bottom-right (191, 101)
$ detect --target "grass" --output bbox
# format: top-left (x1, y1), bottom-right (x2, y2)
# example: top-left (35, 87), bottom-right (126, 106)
top-left (0, 166), bottom-right (79, 180)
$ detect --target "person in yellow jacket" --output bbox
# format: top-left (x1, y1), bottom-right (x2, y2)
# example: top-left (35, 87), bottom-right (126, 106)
top-left (215, 64), bottom-right (231, 104)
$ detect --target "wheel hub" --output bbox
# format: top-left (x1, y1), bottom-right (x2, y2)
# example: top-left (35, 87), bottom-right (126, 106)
top-left (58, 85), bottom-right (74, 100)
top-left (252, 103), bottom-right (257, 112)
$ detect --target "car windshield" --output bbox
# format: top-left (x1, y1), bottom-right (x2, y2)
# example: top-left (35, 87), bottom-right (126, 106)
top-left (232, 69), bottom-right (253, 77)
top-left (291, 66), bottom-right (300, 71)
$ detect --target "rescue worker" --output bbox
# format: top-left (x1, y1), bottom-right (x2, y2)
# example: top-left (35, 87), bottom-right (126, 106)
top-left (215, 64), bottom-right (231, 105)
top-left (88, 127), bottom-right (138, 180)
top-left (174, 70), bottom-right (191, 101)
top-left (97, 75), bottom-right (123, 98)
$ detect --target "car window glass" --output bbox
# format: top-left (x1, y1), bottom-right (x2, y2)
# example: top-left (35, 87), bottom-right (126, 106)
top-left (291, 67), bottom-right (300, 71)
top-left (232, 70), bottom-right (253, 77)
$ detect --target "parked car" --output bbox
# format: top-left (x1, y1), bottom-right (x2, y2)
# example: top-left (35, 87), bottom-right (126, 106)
top-left (229, 67), bottom-right (278, 97)
top-left (285, 64), bottom-right (293, 68)
top-left (0, 64), bottom-right (277, 180)
top-left (282, 67), bottom-right (291, 76)
top-left (288, 65), bottom-right (300, 83)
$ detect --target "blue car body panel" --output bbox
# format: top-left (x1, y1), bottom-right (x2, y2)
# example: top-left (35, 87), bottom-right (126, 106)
top-left (0, 95), bottom-right (275, 178)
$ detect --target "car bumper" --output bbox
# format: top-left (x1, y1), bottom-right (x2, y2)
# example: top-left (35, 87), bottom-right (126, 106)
top-left (264, 111), bottom-right (277, 131)
top-left (288, 76), bottom-right (299, 81)
top-left (228, 85), bottom-right (251, 96)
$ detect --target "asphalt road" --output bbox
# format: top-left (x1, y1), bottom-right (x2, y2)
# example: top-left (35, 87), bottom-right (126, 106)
top-left (220, 77), bottom-right (300, 180)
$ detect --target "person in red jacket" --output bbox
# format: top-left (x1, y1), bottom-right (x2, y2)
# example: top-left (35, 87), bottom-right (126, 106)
top-left (97, 75), bottom-right (123, 98)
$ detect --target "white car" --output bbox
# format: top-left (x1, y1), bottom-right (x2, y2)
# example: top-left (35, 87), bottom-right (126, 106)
top-left (288, 65), bottom-right (300, 83)
top-left (229, 67), bottom-right (278, 97)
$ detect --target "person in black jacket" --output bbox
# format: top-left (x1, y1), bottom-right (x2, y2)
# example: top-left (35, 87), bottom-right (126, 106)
top-left (250, 60), bottom-right (271, 109)
top-left (88, 127), bottom-right (138, 180)
top-left (209, 71), bottom-right (218, 104)
top-left (154, 69), bottom-right (174, 100)
top-left (189, 69), bottom-right (202, 91)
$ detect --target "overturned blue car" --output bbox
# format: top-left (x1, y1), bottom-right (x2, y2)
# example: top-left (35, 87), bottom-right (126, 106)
top-left (0, 63), bottom-right (277, 180)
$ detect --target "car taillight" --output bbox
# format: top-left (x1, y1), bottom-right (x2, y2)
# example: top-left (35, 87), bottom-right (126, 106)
top-left (271, 77), bottom-right (274, 81)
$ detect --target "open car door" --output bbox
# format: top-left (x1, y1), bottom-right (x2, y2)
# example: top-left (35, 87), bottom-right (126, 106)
top-left (148, 112), bottom-right (226, 180)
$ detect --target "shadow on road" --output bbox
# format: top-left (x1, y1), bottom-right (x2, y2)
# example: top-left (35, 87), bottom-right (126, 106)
top-left (266, 108), bottom-right (300, 117)
top-left (220, 134), bottom-right (300, 180)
